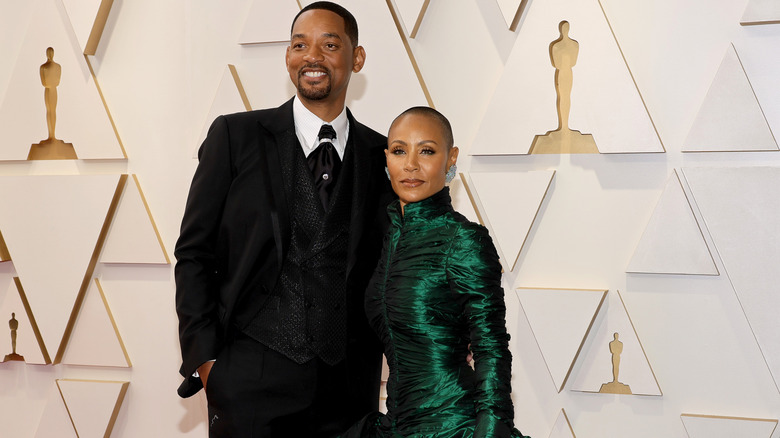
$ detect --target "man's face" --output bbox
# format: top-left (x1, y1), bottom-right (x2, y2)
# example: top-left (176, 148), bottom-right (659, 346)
top-left (286, 9), bottom-right (364, 105)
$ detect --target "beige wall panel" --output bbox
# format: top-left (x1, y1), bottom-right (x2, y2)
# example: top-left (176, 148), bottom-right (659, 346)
top-left (299, 0), bottom-right (429, 134)
top-left (193, 65), bottom-right (253, 158)
top-left (683, 45), bottom-right (778, 152)
top-left (494, 0), bottom-right (526, 31)
top-left (517, 288), bottom-right (607, 392)
top-left (61, 0), bottom-right (113, 55)
top-left (570, 291), bottom-right (661, 395)
top-left (391, 0), bottom-right (430, 38)
top-left (741, 0), bottom-right (780, 25)
top-left (57, 379), bottom-right (129, 438)
top-left (681, 414), bottom-right (777, 438)
top-left (472, 0), bottom-right (662, 155)
top-left (0, 174), bottom-right (121, 361)
top-left (464, 171), bottom-right (555, 272)
top-left (683, 166), bottom-right (780, 390)
top-left (548, 409), bottom-right (576, 438)
top-left (0, 276), bottom-right (47, 364)
top-left (626, 170), bottom-right (718, 275)
top-left (100, 175), bottom-right (169, 264)
top-left (0, 0), bottom-right (124, 160)
top-left (238, 0), bottom-right (300, 45)
top-left (61, 279), bottom-right (130, 367)
top-left (33, 383), bottom-right (77, 438)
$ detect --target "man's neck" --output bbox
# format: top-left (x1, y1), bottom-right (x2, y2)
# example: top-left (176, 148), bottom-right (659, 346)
top-left (297, 94), bottom-right (346, 122)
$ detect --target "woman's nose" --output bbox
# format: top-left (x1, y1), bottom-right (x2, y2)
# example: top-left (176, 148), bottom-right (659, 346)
top-left (404, 155), bottom-right (418, 171)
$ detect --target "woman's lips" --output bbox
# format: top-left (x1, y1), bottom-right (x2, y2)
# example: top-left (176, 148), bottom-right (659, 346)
top-left (400, 179), bottom-right (423, 188)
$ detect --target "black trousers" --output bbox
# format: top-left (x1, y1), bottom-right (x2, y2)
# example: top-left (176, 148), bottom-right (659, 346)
top-left (205, 333), bottom-right (356, 438)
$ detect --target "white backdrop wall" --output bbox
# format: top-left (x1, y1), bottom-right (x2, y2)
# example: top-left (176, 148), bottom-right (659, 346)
top-left (1, 0), bottom-right (780, 437)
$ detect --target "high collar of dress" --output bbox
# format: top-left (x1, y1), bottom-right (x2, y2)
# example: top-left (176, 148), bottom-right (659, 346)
top-left (388, 187), bottom-right (453, 225)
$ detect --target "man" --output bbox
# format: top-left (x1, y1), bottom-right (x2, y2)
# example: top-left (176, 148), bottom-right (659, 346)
top-left (175, 3), bottom-right (392, 436)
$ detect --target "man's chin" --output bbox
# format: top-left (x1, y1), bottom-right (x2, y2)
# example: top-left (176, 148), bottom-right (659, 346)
top-left (298, 85), bottom-right (331, 101)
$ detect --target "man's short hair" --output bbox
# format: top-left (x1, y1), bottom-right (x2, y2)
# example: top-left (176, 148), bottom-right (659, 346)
top-left (392, 106), bottom-right (455, 149)
top-left (292, 1), bottom-right (359, 47)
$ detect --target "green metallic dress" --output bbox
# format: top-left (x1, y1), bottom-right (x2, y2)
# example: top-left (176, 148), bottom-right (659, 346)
top-left (343, 188), bottom-right (528, 438)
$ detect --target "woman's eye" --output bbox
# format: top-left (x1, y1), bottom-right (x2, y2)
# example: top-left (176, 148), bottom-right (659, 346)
top-left (391, 148), bottom-right (405, 155)
top-left (420, 148), bottom-right (435, 155)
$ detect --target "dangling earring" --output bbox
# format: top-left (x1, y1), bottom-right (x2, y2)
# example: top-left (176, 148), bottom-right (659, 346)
top-left (445, 164), bottom-right (457, 183)
top-left (385, 167), bottom-right (390, 180)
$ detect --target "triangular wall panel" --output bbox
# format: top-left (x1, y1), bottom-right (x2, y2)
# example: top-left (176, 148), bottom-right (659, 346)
top-left (549, 409), bottom-right (577, 438)
top-left (741, 0), bottom-right (780, 25)
top-left (683, 44), bottom-right (778, 152)
top-left (517, 288), bottom-right (607, 392)
top-left (61, 0), bottom-right (114, 55)
top-left (100, 175), bottom-right (169, 264)
top-left (0, 174), bottom-right (123, 362)
top-left (681, 414), bottom-right (777, 438)
top-left (472, 0), bottom-right (662, 155)
top-left (194, 65), bottom-right (252, 158)
top-left (57, 379), bottom-right (129, 438)
top-left (34, 383), bottom-right (77, 438)
top-left (570, 291), bottom-right (662, 396)
top-left (495, 0), bottom-right (526, 31)
top-left (239, 0), bottom-right (300, 45)
top-left (626, 170), bottom-right (718, 275)
top-left (61, 279), bottom-right (131, 367)
top-left (0, 0), bottom-right (124, 160)
top-left (464, 171), bottom-right (555, 272)
top-left (393, 0), bottom-right (430, 38)
top-left (683, 166), bottom-right (780, 390)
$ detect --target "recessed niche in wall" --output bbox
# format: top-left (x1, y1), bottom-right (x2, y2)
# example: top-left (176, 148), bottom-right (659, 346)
top-left (570, 291), bottom-right (661, 396)
top-left (627, 169), bottom-right (718, 275)
top-left (0, 0), bottom-right (125, 160)
top-left (463, 171), bottom-right (555, 272)
top-left (472, 0), bottom-right (663, 155)
top-left (0, 276), bottom-right (48, 364)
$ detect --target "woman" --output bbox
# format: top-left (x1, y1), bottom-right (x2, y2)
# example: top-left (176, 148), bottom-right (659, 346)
top-left (343, 107), bottom-right (529, 437)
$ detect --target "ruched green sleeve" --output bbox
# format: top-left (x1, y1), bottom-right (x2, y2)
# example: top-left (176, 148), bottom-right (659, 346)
top-left (447, 224), bottom-right (517, 438)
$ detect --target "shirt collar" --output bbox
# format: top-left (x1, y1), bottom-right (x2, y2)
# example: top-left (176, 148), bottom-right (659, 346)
top-left (292, 96), bottom-right (349, 159)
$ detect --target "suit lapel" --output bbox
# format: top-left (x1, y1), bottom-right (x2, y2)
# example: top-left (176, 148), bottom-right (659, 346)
top-left (346, 111), bottom-right (372, 278)
top-left (256, 98), bottom-right (296, 268)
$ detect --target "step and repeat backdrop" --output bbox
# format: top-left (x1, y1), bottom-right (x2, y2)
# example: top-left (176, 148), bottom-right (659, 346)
top-left (1, 0), bottom-right (779, 437)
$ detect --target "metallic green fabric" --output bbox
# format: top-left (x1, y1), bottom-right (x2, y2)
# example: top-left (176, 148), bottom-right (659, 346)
top-left (346, 188), bottom-right (528, 438)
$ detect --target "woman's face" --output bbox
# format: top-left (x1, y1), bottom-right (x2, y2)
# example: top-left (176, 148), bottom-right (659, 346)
top-left (385, 113), bottom-right (458, 210)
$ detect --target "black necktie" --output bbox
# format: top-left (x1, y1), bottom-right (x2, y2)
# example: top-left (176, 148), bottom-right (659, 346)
top-left (307, 124), bottom-right (341, 210)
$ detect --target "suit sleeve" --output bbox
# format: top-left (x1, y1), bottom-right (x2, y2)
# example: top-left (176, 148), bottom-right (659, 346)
top-left (447, 224), bottom-right (517, 437)
top-left (174, 115), bottom-right (234, 389)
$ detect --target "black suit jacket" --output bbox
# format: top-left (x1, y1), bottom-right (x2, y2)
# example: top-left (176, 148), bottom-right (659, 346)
top-left (175, 98), bottom-right (392, 403)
